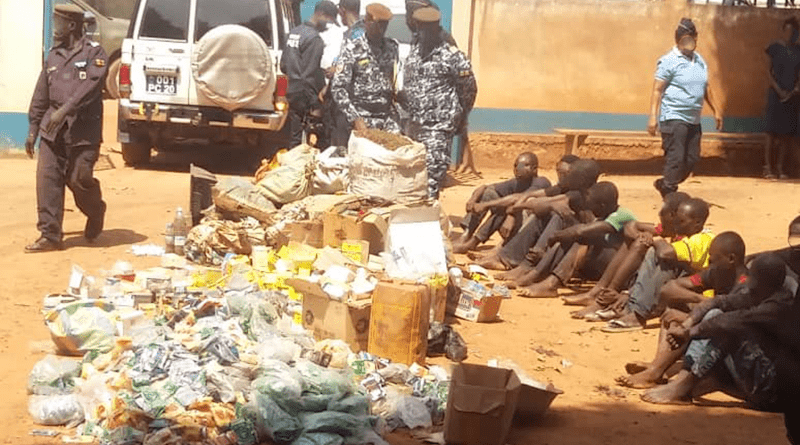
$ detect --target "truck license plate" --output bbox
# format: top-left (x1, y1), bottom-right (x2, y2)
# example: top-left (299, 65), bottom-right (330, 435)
top-left (146, 75), bottom-right (177, 95)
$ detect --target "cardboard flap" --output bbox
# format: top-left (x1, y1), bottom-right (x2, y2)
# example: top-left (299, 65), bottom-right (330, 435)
top-left (451, 385), bottom-right (507, 416)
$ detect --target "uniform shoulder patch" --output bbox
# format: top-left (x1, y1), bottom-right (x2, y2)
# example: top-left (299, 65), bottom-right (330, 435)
top-left (94, 58), bottom-right (106, 67)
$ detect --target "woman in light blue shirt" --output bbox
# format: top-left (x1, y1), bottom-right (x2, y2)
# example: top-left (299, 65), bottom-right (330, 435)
top-left (647, 18), bottom-right (723, 198)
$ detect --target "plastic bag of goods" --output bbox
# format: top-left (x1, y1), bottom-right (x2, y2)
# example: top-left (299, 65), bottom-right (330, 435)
top-left (257, 144), bottom-right (316, 205)
top-left (44, 301), bottom-right (117, 356)
top-left (347, 129), bottom-right (427, 204)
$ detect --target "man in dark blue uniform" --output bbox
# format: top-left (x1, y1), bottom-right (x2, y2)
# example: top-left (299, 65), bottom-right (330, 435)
top-left (25, 4), bottom-right (108, 253)
top-left (280, 0), bottom-right (338, 147)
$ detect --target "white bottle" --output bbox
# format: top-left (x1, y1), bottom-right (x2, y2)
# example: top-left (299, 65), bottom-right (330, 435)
top-left (173, 207), bottom-right (187, 256)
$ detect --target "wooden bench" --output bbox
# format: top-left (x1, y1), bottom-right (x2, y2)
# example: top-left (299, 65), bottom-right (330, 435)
top-left (553, 128), bottom-right (765, 155)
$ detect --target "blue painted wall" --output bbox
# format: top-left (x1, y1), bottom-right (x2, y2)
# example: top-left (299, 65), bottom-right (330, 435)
top-left (467, 109), bottom-right (764, 134)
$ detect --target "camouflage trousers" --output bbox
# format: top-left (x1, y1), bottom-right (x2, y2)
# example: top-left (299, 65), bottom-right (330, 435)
top-left (413, 128), bottom-right (452, 199)
top-left (362, 115), bottom-right (401, 134)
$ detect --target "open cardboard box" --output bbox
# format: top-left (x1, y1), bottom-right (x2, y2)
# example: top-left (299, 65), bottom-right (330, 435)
top-left (444, 363), bottom-right (521, 445)
top-left (287, 278), bottom-right (371, 352)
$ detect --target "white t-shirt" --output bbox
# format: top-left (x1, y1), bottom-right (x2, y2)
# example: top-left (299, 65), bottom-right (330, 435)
top-left (320, 23), bottom-right (345, 71)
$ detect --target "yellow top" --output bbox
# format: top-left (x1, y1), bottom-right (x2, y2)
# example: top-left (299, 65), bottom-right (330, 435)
top-left (672, 231), bottom-right (714, 271)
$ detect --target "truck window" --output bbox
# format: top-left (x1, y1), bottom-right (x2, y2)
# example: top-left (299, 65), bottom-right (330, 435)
top-left (195, 0), bottom-right (272, 46)
top-left (139, 0), bottom-right (190, 41)
top-left (81, 0), bottom-right (137, 19)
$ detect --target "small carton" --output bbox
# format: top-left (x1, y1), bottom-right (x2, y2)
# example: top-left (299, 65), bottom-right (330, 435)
top-left (444, 363), bottom-right (522, 445)
top-left (452, 288), bottom-right (503, 323)
top-left (322, 208), bottom-right (387, 255)
top-left (341, 239), bottom-right (370, 264)
top-left (285, 220), bottom-right (324, 248)
top-left (288, 278), bottom-right (371, 352)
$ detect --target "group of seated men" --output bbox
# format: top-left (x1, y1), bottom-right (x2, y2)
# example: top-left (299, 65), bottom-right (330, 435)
top-left (454, 153), bottom-right (800, 442)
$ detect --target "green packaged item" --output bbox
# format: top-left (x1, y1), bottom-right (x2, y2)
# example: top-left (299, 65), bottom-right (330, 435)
top-left (301, 412), bottom-right (375, 437)
top-left (229, 418), bottom-right (258, 445)
top-left (294, 360), bottom-right (356, 395)
top-left (253, 394), bottom-right (303, 444)
top-left (292, 432), bottom-right (344, 445)
top-left (327, 394), bottom-right (370, 417)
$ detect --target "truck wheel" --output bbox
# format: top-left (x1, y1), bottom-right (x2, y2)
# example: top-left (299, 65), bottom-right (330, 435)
top-left (121, 140), bottom-right (151, 166)
top-left (105, 58), bottom-right (121, 100)
top-left (192, 24), bottom-right (274, 111)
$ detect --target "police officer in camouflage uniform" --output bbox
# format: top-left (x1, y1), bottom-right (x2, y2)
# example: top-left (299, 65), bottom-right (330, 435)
top-left (331, 3), bottom-right (400, 137)
top-left (25, 4), bottom-right (108, 253)
top-left (401, 7), bottom-right (477, 199)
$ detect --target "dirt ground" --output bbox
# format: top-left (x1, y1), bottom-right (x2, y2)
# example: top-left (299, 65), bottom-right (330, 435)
top-left (0, 102), bottom-right (797, 444)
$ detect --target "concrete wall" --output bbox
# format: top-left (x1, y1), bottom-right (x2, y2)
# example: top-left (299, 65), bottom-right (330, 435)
top-left (0, 0), bottom-right (47, 148)
top-left (451, 0), bottom-right (797, 133)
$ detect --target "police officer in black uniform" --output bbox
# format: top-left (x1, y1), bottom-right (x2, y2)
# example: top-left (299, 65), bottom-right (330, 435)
top-left (280, 0), bottom-right (338, 147)
top-left (25, 4), bottom-right (108, 253)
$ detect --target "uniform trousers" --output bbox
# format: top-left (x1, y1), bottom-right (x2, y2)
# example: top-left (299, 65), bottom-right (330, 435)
top-left (36, 131), bottom-right (104, 242)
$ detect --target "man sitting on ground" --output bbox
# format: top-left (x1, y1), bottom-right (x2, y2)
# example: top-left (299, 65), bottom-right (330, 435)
top-left (640, 254), bottom-right (798, 445)
top-left (747, 215), bottom-right (800, 280)
top-left (602, 197), bottom-right (714, 333)
top-left (473, 159), bottom-right (601, 271)
top-left (616, 231), bottom-right (748, 389)
top-left (568, 192), bottom-right (691, 319)
top-left (515, 181), bottom-right (637, 298)
top-left (453, 152), bottom-right (550, 254)
top-left (458, 154), bottom-right (579, 255)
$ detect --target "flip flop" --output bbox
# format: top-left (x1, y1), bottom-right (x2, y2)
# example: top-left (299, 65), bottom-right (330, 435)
top-left (601, 319), bottom-right (644, 333)
top-left (583, 311), bottom-right (605, 322)
top-left (595, 308), bottom-right (618, 320)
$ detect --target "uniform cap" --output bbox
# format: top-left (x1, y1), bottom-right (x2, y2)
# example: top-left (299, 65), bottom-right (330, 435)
top-left (366, 3), bottom-right (393, 21)
top-left (412, 6), bottom-right (440, 23)
top-left (54, 4), bottom-right (85, 21)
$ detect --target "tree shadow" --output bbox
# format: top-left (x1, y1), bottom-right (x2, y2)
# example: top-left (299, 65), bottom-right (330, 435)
top-left (63, 228), bottom-right (148, 249)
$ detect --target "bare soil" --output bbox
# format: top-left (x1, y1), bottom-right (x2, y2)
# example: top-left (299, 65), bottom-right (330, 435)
top-left (0, 102), bottom-right (796, 444)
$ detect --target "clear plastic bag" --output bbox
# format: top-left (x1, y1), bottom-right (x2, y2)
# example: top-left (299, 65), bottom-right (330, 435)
top-left (294, 359), bottom-right (356, 395)
top-left (28, 394), bottom-right (85, 426)
top-left (27, 355), bottom-right (82, 395)
top-left (252, 360), bottom-right (304, 413)
top-left (252, 393), bottom-right (303, 444)
top-left (301, 412), bottom-right (376, 437)
top-left (256, 336), bottom-right (301, 364)
top-left (292, 432), bottom-right (345, 445)
top-left (327, 393), bottom-right (370, 417)
top-left (396, 396), bottom-right (432, 429)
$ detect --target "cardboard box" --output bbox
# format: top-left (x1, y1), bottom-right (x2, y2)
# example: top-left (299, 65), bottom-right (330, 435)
top-left (444, 363), bottom-right (522, 445)
top-left (323, 209), bottom-right (387, 255)
top-left (287, 278), bottom-right (371, 352)
top-left (341, 239), bottom-right (370, 264)
top-left (368, 282), bottom-right (430, 366)
top-left (452, 289), bottom-right (503, 323)
top-left (385, 207), bottom-right (448, 279)
top-left (427, 281), bottom-right (448, 324)
top-left (285, 221), bottom-right (324, 248)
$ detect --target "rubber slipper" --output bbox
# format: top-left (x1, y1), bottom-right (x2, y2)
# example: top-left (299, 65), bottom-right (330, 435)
top-left (601, 319), bottom-right (644, 333)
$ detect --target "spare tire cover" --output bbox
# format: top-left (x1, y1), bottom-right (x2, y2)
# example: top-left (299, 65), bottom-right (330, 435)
top-left (192, 24), bottom-right (274, 111)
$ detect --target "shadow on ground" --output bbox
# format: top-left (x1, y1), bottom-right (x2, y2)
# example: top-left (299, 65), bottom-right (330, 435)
top-left (386, 401), bottom-right (789, 445)
top-left (63, 228), bottom-right (148, 249)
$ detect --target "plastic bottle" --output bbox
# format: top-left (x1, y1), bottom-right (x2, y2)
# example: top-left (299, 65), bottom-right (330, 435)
top-left (164, 222), bottom-right (175, 254)
top-left (173, 207), bottom-right (186, 256)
